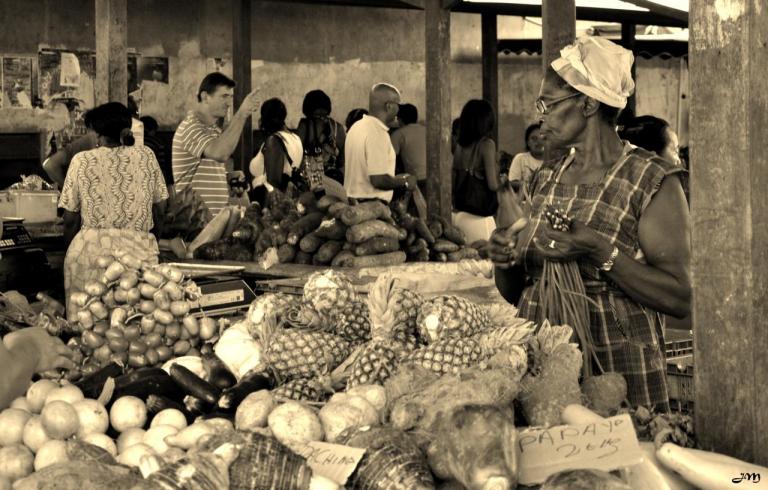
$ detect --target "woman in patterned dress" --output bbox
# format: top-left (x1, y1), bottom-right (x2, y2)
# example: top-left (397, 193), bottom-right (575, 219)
top-left (59, 102), bottom-right (168, 321)
top-left (490, 37), bottom-right (691, 411)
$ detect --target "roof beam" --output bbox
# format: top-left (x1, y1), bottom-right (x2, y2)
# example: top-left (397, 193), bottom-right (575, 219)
top-left (623, 0), bottom-right (688, 22)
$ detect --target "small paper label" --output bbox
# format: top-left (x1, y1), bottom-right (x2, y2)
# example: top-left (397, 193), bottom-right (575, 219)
top-left (291, 441), bottom-right (365, 485)
top-left (517, 413), bottom-right (643, 485)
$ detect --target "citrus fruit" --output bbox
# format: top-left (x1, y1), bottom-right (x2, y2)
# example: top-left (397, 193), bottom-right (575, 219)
top-left (80, 433), bottom-right (117, 458)
top-left (116, 443), bottom-right (154, 467)
top-left (116, 428), bottom-right (146, 454)
top-left (0, 409), bottom-right (32, 446)
top-left (44, 385), bottom-right (84, 406)
top-left (0, 445), bottom-right (34, 482)
top-left (109, 396), bottom-right (147, 433)
top-left (21, 416), bottom-right (50, 453)
top-left (33, 440), bottom-right (68, 472)
top-left (40, 401), bottom-right (79, 440)
top-left (142, 424), bottom-right (178, 455)
top-left (150, 409), bottom-right (187, 431)
top-left (25, 380), bottom-right (58, 414)
top-left (72, 399), bottom-right (109, 437)
top-left (10, 398), bottom-right (31, 413)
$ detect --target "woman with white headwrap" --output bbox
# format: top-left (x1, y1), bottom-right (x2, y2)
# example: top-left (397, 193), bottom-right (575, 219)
top-left (490, 37), bottom-right (691, 411)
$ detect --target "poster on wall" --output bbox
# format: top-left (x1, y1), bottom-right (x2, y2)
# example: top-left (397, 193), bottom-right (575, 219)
top-left (38, 49), bottom-right (96, 109)
top-left (138, 56), bottom-right (169, 84)
top-left (1, 57), bottom-right (33, 108)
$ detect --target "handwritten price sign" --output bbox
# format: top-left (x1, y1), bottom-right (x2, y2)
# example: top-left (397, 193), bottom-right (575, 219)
top-left (291, 441), bottom-right (366, 485)
top-left (516, 413), bottom-right (643, 485)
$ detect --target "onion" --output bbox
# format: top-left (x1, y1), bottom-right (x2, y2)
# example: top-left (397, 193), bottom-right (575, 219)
top-left (182, 316), bottom-right (199, 336)
top-left (118, 253), bottom-right (143, 270)
top-left (162, 282), bottom-right (184, 301)
top-left (153, 291), bottom-right (171, 311)
top-left (199, 317), bottom-right (217, 341)
top-left (153, 309), bottom-right (174, 325)
top-left (84, 280), bottom-right (108, 296)
top-left (88, 301), bottom-right (109, 320)
top-left (110, 307), bottom-right (128, 328)
top-left (126, 288), bottom-right (141, 305)
top-left (169, 301), bottom-right (190, 317)
top-left (119, 272), bottom-right (139, 290)
top-left (104, 262), bottom-right (126, 282)
top-left (139, 300), bottom-right (156, 315)
top-left (139, 284), bottom-right (158, 299)
top-left (77, 309), bottom-right (94, 329)
top-left (71, 292), bottom-right (90, 307)
top-left (143, 270), bottom-right (165, 288)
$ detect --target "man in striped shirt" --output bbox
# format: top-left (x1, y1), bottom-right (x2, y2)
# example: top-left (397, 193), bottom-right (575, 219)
top-left (172, 72), bottom-right (260, 215)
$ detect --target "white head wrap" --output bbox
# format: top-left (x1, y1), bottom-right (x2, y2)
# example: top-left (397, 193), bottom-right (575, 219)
top-left (551, 36), bottom-right (635, 109)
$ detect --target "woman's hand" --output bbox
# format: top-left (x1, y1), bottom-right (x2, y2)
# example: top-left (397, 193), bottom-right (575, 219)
top-left (533, 220), bottom-right (610, 263)
top-left (486, 219), bottom-right (528, 269)
top-left (3, 328), bottom-right (77, 373)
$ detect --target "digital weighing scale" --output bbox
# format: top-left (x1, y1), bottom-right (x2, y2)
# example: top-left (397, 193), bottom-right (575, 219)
top-left (166, 262), bottom-right (258, 317)
top-left (0, 218), bottom-right (53, 298)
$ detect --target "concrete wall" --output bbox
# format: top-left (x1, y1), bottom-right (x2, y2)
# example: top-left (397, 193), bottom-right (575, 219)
top-left (0, 0), bottom-right (687, 156)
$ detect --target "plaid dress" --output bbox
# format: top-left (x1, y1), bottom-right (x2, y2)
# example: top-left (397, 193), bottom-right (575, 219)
top-left (517, 143), bottom-right (685, 410)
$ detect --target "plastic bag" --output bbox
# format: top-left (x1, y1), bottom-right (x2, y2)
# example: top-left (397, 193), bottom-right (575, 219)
top-left (432, 404), bottom-right (518, 490)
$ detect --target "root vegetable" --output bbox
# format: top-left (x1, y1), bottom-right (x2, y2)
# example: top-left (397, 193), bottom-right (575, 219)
top-left (119, 272), bottom-right (139, 290)
top-left (319, 402), bottom-right (363, 443)
top-left (173, 340), bottom-right (191, 356)
top-left (123, 325), bottom-right (140, 341)
top-left (139, 300), bottom-right (156, 315)
top-left (153, 310), bottom-right (174, 326)
top-left (71, 292), bottom-right (90, 308)
top-left (84, 281), bottom-right (108, 297)
top-left (199, 317), bottom-right (217, 340)
top-left (114, 289), bottom-right (128, 303)
top-left (162, 282), bottom-right (184, 301)
top-left (142, 270), bottom-right (165, 288)
top-left (235, 391), bottom-right (275, 431)
top-left (88, 301), bottom-right (109, 320)
top-left (340, 201), bottom-right (391, 226)
top-left (104, 262), bottom-right (126, 282)
top-left (118, 254), bottom-right (143, 270)
top-left (139, 284), bottom-right (158, 299)
top-left (182, 316), bottom-right (199, 336)
top-left (110, 307), bottom-right (128, 328)
top-left (140, 316), bottom-right (156, 334)
top-left (153, 291), bottom-right (171, 311)
top-left (126, 288), bottom-right (141, 305)
top-left (77, 310), bottom-right (94, 329)
top-left (268, 401), bottom-right (324, 447)
top-left (346, 220), bottom-right (401, 244)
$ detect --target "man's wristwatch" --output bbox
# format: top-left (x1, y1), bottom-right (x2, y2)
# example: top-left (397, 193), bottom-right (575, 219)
top-left (599, 246), bottom-right (620, 272)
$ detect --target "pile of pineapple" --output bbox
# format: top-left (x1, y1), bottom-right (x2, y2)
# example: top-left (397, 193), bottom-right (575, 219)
top-left (248, 269), bottom-right (533, 403)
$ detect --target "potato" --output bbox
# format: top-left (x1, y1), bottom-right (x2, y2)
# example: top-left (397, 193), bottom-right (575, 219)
top-left (346, 385), bottom-right (387, 414)
top-left (319, 402), bottom-right (363, 443)
top-left (235, 391), bottom-right (275, 432)
top-left (267, 402), bottom-right (323, 447)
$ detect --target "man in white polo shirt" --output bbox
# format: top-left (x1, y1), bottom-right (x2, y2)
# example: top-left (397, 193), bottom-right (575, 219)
top-left (172, 73), bottom-right (260, 215)
top-left (344, 83), bottom-right (416, 203)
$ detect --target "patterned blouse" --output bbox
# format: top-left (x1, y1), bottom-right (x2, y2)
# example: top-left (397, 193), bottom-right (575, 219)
top-left (516, 143), bottom-right (685, 410)
top-left (59, 146), bottom-right (169, 231)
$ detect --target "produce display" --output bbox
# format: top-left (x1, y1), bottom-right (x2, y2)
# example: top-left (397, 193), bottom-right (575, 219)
top-left (68, 252), bottom-right (216, 374)
top-left (0, 265), bottom-right (754, 489)
top-left (190, 186), bottom-right (479, 266)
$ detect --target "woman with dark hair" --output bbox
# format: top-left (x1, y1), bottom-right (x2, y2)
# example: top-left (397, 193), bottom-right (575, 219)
top-left (296, 89), bottom-right (347, 185)
top-left (489, 37), bottom-right (691, 411)
top-left (620, 115), bottom-right (681, 166)
top-left (452, 99), bottom-right (502, 243)
top-left (248, 97), bottom-right (303, 203)
top-left (59, 102), bottom-right (168, 321)
top-left (508, 122), bottom-right (545, 193)
top-left (345, 108), bottom-right (368, 131)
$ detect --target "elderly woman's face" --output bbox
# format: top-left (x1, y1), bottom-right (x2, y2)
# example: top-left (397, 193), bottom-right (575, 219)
top-left (536, 77), bottom-right (586, 151)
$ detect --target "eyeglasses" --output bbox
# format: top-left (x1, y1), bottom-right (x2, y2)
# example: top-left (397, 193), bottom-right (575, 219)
top-left (535, 92), bottom-right (581, 115)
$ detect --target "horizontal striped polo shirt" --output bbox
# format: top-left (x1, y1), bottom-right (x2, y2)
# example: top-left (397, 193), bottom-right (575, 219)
top-left (172, 111), bottom-right (228, 216)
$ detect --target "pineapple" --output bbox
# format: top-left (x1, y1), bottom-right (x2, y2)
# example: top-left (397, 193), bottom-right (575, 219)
top-left (417, 295), bottom-right (490, 343)
top-left (346, 274), bottom-right (410, 389)
top-left (335, 301), bottom-right (372, 345)
top-left (256, 315), bottom-right (350, 381)
top-left (302, 270), bottom-right (358, 327)
top-left (247, 293), bottom-right (301, 328)
top-left (390, 288), bottom-right (424, 348)
top-left (160, 186), bottom-right (213, 241)
top-left (273, 377), bottom-right (332, 402)
top-left (403, 323), bottom-right (533, 376)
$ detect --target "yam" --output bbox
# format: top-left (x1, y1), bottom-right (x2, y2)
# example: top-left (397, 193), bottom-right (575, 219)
top-left (277, 244), bottom-right (297, 264)
top-left (346, 251), bottom-right (406, 268)
top-left (286, 212), bottom-right (324, 245)
top-left (317, 194), bottom-right (342, 211)
top-left (299, 232), bottom-right (326, 253)
top-left (314, 219), bottom-right (348, 241)
top-left (405, 232), bottom-right (417, 247)
top-left (354, 237), bottom-right (400, 257)
top-left (433, 239), bottom-right (461, 253)
top-left (427, 221), bottom-right (443, 240)
top-left (431, 215), bottom-right (466, 246)
top-left (407, 239), bottom-right (428, 255)
top-left (433, 252), bottom-right (448, 263)
top-left (314, 241), bottom-right (344, 265)
top-left (295, 251), bottom-right (313, 265)
top-left (331, 250), bottom-right (355, 267)
top-left (328, 203), bottom-right (349, 218)
top-left (346, 220), bottom-right (401, 244)
top-left (411, 249), bottom-right (430, 262)
top-left (340, 201), bottom-right (391, 226)
top-left (297, 192), bottom-right (319, 215)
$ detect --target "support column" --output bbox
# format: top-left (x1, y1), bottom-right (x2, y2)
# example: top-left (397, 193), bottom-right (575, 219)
top-left (481, 13), bottom-right (498, 144)
top-left (621, 22), bottom-right (637, 116)
top-left (425, 0), bottom-right (452, 219)
top-left (95, 0), bottom-right (127, 105)
top-left (541, 0), bottom-right (575, 70)
top-left (232, 0), bottom-right (253, 172)
top-left (690, 0), bottom-right (768, 464)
